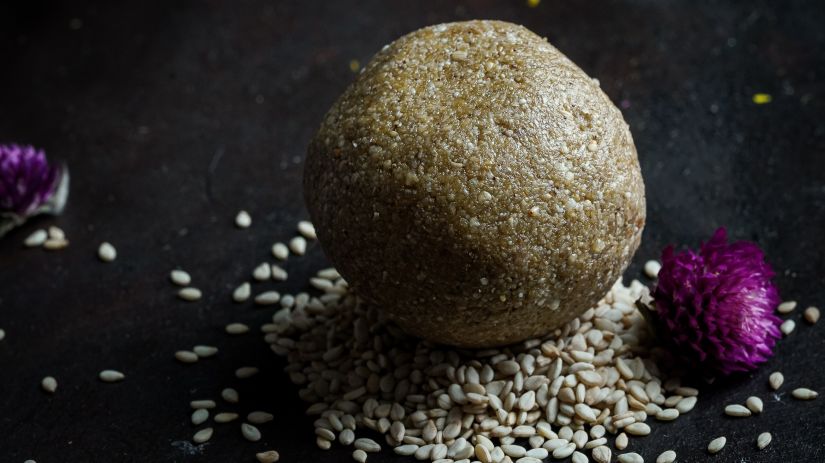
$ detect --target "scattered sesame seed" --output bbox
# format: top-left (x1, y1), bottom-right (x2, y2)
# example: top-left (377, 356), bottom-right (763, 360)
top-left (235, 210), bottom-right (252, 228)
top-left (190, 400), bottom-right (216, 409)
top-left (175, 350), bottom-right (199, 364)
top-left (297, 221), bottom-right (317, 240)
top-left (225, 323), bottom-right (249, 335)
top-left (289, 236), bottom-right (307, 255)
top-left (23, 229), bottom-right (48, 247)
top-left (643, 260), bottom-right (661, 278)
top-left (724, 404), bottom-right (752, 417)
top-left (192, 427), bottom-right (213, 444)
top-left (757, 432), bottom-right (772, 450)
top-left (170, 270), bottom-right (191, 286)
top-left (271, 242), bottom-right (289, 260)
top-left (192, 345), bottom-right (218, 358)
top-left (215, 412), bottom-right (239, 423)
top-left (191, 409), bottom-right (209, 426)
top-left (769, 371), bottom-right (784, 390)
top-left (232, 282), bottom-right (251, 302)
top-left (617, 452), bottom-right (644, 463)
top-left (656, 450), bottom-right (676, 463)
top-left (242, 423), bottom-right (262, 442)
top-left (745, 396), bottom-right (763, 414)
top-left (177, 287), bottom-right (202, 301)
top-left (41, 376), bottom-right (57, 394)
top-left (235, 366), bottom-right (259, 379)
top-left (97, 242), bottom-right (117, 262)
top-left (247, 411), bottom-right (274, 424)
top-left (255, 291), bottom-right (281, 305)
top-left (48, 226), bottom-right (65, 240)
top-left (777, 300), bottom-right (797, 314)
top-left (780, 319), bottom-right (796, 335)
top-left (98, 370), bottom-right (125, 383)
top-left (221, 387), bottom-right (239, 403)
top-left (791, 388), bottom-right (818, 400)
top-left (804, 306), bottom-right (820, 324)
top-left (707, 436), bottom-right (726, 454)
top-left (256, 450), bottom-right (280, 463)
top-left (252, 262), bottom-right (271, 281)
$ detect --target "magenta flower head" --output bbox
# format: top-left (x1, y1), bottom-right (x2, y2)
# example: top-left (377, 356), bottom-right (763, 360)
top-left (0, 144), bottom-right (69, 237)
top-left (652, 228), bottom-right (782, 376)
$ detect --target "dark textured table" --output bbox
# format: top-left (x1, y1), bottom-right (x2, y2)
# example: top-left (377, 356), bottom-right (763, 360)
top-left (1, 0), bottom-right (824, 462)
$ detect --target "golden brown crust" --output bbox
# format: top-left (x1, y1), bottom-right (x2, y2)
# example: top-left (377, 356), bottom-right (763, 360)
top-left (304, 20), bottom-right (645, 347)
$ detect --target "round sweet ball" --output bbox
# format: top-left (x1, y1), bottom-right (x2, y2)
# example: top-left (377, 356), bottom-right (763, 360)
top-left (304, 20), bottom-right (645, 347)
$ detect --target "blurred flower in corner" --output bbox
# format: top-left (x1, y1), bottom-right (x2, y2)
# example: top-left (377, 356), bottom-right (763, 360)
top-left (0, 144), bottom-right (69, 237)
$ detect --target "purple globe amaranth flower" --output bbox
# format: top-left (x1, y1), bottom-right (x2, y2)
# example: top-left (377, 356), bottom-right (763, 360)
top-left (0, 144), bottom-right (69, 237)
top-left (652, 228), bottom-right (782, 376)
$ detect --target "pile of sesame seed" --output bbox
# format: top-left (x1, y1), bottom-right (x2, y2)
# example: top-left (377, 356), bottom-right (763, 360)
top-left (264, 250), bottom-right (699, 463)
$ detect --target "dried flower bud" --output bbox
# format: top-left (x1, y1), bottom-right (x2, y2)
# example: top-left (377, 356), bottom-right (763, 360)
top-left (653, 228), bottom-right (782, 375)
top-left (0, 144), bottom-right (68, 236)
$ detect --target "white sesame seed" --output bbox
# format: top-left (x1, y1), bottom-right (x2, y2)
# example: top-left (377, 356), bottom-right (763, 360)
top-left (617, 453), bottom-right (643, 463)
top-left (97, 242), bottom-right (117, 262)
top-left (235, 210), bottom-right (252, 228)
top-left (271, 265), bottom-right (288, 281)
top-left (24, 229), bottom-right (48, 247)
top-left (190, 400), bottom-right (216, 409)
top-left (48, 226), bottom-right (65, 240)
top-left (247, 411), bottom-right (274, 424)
top-left (221, 387), bottom-right (239, 403)
top-left (253, 262), bottom-right (271, 281)
top-left (757, 432), bottom-right (772, 450)
top-left (177, 287), bottom-right (202, 301)
top-left (804, 306), bottom-right (820, 324)
top-left (255, 291), bottom-right (281, 305)
top-left (780, 319), bottom-right (796, 335)
top-left (193, 345), bottom-right (218, 358)
top-left (707, 436), bottom-right (726, 454)
top-left (0, 329), bottom-right (5, 341)
top-left (289, 236), bottom-right (307, 255)
top-left (724, 404), bottom-right (751, 417)
top-left (215, 412), bottom-right (239, 423)
top-left (191, 409), bottom-right (209, 425)
top-left (625, 422), bottom-right (651, 436)
top-left (656, 450), bottom-right (676, 463)
top-left (98, 370), bottom-right (124, 382)
top-left (297, 221), bottom-right (317, 240)
top-left (271, 242), bottom-right (289, 260)
top-left (791, 388), bottom-right (818, 400)
top-left (643, 260), bottom-right (661, 278)
top-left (769, 371), bottom-right (784, 390)
top-left (592, 446), bottom-right (611, 463)
top-left (43, 238), bottom-right (69, 250)
top-left (41, 376), bottom-right (57, 394)
top-left (175, 350), bottom-right (199, 363)
top-left (746, 396), bottom-right (763, 414)
top-left (355, 438), bottom-right (381, 453)
top-left (225, 323), bottom-right (249, 335)
top-left (242, 422), bottom-right (262, 441)
top-left (256, 450), bottom-right (280, 463)
top-left (193, 427), bottom-right (213, 443)
top-left (170, 269), bottom-right (191, 286)
top-left (352, 449), bottom-right (367, 463)
top-left (777, 300), bottom-right (797, 314)
top-left (614, 433), bottom-right (628, 450)
top-left (232, 282), bottom-right (251, 302)
top-left (235, 366), bottom-right (259, 379)
top-left (655, 408), bottom-right (679, 421)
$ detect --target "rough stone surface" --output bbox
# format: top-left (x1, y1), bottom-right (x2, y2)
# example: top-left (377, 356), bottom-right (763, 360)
top-left (305, 20), bottom-right (645, 347)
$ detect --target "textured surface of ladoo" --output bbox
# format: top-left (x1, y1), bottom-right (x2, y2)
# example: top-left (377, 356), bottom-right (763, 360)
top-left (305, 20), bottom-right (645, 347)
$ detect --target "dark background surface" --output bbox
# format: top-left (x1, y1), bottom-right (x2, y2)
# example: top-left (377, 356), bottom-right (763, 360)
top-left (1, 0), bottom-right (824, 462)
